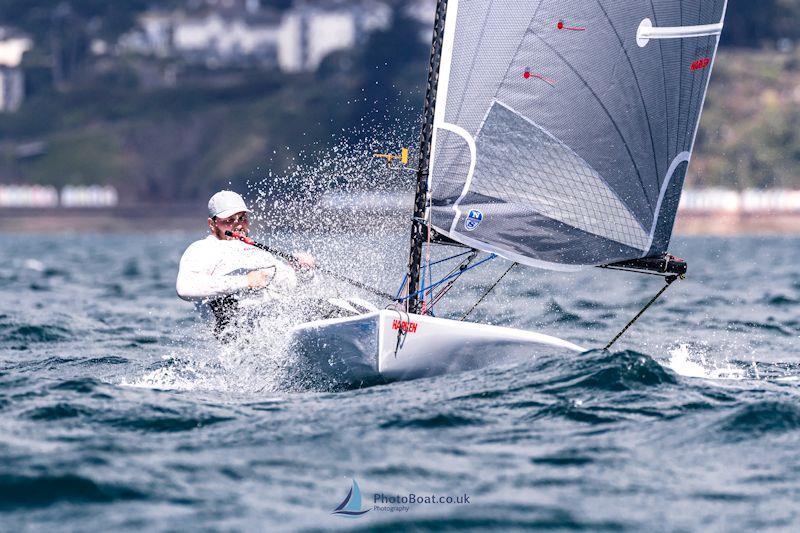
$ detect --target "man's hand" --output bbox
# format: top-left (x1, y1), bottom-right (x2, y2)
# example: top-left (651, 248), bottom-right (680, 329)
top-left (292, 251), bottom-right (316, 271)
top-left (247, 269), bottom-right (275, 289)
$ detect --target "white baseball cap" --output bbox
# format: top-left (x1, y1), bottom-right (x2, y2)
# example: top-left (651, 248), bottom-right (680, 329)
top-left (208, 190), bottom-right (251, 219)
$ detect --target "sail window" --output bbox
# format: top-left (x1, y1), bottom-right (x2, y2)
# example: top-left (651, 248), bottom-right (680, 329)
top-left (458, 101), bottom-right (650, 252)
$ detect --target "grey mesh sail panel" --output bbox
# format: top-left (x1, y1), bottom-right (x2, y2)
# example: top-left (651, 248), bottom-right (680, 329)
top-left (427, 0), bottom-right (727, 268)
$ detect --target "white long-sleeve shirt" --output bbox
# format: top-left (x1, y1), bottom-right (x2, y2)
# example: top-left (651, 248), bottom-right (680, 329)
top-left (176, 235), bottom-right (297, 315)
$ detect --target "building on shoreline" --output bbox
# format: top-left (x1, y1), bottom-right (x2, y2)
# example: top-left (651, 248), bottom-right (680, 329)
top-left (278, 2), bottom-right (391, 72)
top-left (0, 185), bottom-right (117, 208)
top-left (118, 0), bottom-right (391, 72)
top-left (679, 189), bottom-right (800, 214)
top-left (0, 27), bottom-right (32, 112)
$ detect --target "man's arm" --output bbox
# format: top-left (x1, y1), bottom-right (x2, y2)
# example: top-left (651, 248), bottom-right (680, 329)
top-left (176, 244), bottom-right (274, 301)
top-left (176, 264), bottom-right (248, 302)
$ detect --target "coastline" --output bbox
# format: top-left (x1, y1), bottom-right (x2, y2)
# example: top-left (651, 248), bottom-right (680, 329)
top-left (2, 206), bottom-right (800, 235)
top-left (672, 213), bottom-right (800, 236)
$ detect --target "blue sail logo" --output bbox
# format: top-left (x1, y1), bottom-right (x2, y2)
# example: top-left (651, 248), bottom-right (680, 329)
top-left (332, 479), bottom-right (370, 517)
top-left (464, 209), bottom-right (483, 231)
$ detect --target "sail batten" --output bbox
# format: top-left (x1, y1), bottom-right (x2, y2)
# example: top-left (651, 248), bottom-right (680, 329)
top-left (425, 0), bottom-right (727, 269)
top-left (637, 19), bottom-right (724, 47)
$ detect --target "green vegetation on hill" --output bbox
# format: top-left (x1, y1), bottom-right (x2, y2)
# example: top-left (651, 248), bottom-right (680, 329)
top-left (693, 50), bottom-right (800, 189)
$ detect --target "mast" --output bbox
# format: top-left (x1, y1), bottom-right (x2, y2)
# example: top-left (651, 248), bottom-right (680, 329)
top-left (406, 0), bottom-right (449, 314)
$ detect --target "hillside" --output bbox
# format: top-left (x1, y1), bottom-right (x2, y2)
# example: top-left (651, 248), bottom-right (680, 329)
top-left (692, 49), bottom-right (800, 189)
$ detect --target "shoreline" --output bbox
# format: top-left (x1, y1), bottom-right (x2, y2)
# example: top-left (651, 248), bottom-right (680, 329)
top-left (2, 207), bottom-right (800, 235)
top-left (672, 213), bottom-right (800, 236)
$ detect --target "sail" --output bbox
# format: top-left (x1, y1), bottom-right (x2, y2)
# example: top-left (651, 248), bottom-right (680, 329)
top-left (426, 0), bottom-right (727, 269)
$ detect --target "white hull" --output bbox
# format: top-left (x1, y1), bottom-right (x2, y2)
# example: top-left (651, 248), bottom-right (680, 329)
top-left (289, 310), bottom-right (585, 384)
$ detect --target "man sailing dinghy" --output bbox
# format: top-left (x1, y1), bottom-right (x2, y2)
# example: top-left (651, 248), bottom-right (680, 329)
top-left (298, 0), bottom-right (728, 383)
top-left (176, 190), bottom-right (315, 339)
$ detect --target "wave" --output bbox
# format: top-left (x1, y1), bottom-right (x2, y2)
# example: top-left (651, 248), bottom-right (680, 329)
top-left (534, 350), bottom-right (677, 393)
top-left (716, 401), bottom-right (800, 441)
top-left (0, 474), bottom-right (145, 509)
top-left (0, 324), bottom-right (71, 344)
top-left (724, 319), bottom-right (795, 336)
top-left (102, 410), bottom-right (233, 433)
top-left (51, 378), bottom-right (102, 393)
top-left (664, 344), bottom-right (751, 380)
top-left (25, 403), bottom-right (92, 421)
top-left (761, 294), bottom-right (799, 306)
top-left (379, 411), bottom-right (484, 429)
top-left (524, 400), bottom-right (621, 425)
top-left (348, 508), bottom-right (631, 531)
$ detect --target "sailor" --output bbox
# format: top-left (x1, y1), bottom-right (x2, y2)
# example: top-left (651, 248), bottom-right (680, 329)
top-left (176, 190), bottom-right (314, 338)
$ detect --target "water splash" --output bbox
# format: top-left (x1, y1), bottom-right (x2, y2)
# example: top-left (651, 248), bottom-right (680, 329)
top-left (125, 115), bottom-right (422, 393)
top-left (125, 292), bottom-right (354, 393)
top-left (23, 259), bottom-right (45, 272)
top-left (664, 343), bottom-right (748, 380)
top-left (244, 111), bottom-right (420, 305)
top-left (122, 354), bottom-right (221, 392)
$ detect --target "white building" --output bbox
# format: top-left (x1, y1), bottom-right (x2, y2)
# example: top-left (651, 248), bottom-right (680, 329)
top-left (0, 27), bottom-right (31, 112)
top-left (278, 2), bottom-right (391, 72)
top-left (139, 11), bottom-right (174, 58)
top-left (173, 11), bottom-right (281, 67)
top-left (119, 1), bottom-right (391, 72)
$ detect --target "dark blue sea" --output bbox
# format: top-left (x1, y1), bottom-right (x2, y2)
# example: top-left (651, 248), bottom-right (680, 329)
top-left (2, 230), bottom-right (799, 531)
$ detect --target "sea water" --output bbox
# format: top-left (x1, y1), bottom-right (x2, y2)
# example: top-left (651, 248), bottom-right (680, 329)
top-left (1, 231), bottom-right (799, 530)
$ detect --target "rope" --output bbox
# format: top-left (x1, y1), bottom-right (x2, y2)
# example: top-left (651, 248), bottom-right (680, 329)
top-left (227, 231), bottom-right (394, 300)
top-left (396, 253), bottom-right (497, 302)
top-left (394, 274), bottom-right (409, 300)
top-left (426, 249), bottom-right (474, 267)
top-left (604, 275), bottom-right (679, 351)
top-left (460, 262), bottom-right (517, 321)
top-left (425, 251), bottom-right (479, 311)
top-left (394, 250), bottom-right (476, 301)
top-left (421, 206), bottom-right (433, 314)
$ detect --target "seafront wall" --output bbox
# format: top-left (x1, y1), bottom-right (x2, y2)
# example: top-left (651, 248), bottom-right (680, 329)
top-left (2, 187), bottom-right (800, 235)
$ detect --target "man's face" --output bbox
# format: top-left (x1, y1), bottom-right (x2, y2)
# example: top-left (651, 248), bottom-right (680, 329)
top-left (208, 211), bottom-right (249, 240)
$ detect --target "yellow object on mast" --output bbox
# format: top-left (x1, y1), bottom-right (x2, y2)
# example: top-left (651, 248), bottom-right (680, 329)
top-left (373, 147), bottom-right (409, 167)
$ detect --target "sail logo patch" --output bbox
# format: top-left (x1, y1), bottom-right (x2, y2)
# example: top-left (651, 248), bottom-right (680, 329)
top-left (464, 210), bottom-right (483, 231)
top-left (690, 57), bottom-right (710, 71)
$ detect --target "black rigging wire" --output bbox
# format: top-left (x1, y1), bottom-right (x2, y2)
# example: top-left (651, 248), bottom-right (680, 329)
top-left (604, 274), bottom-right (679, 350)
top-left (425, 250), bottom-right (478, 312)
top-left (460, 262), bottom-right (518, 321)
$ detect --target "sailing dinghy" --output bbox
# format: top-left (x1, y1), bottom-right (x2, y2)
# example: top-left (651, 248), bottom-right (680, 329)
top-left (289, 0), bottom-right (727, 384)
